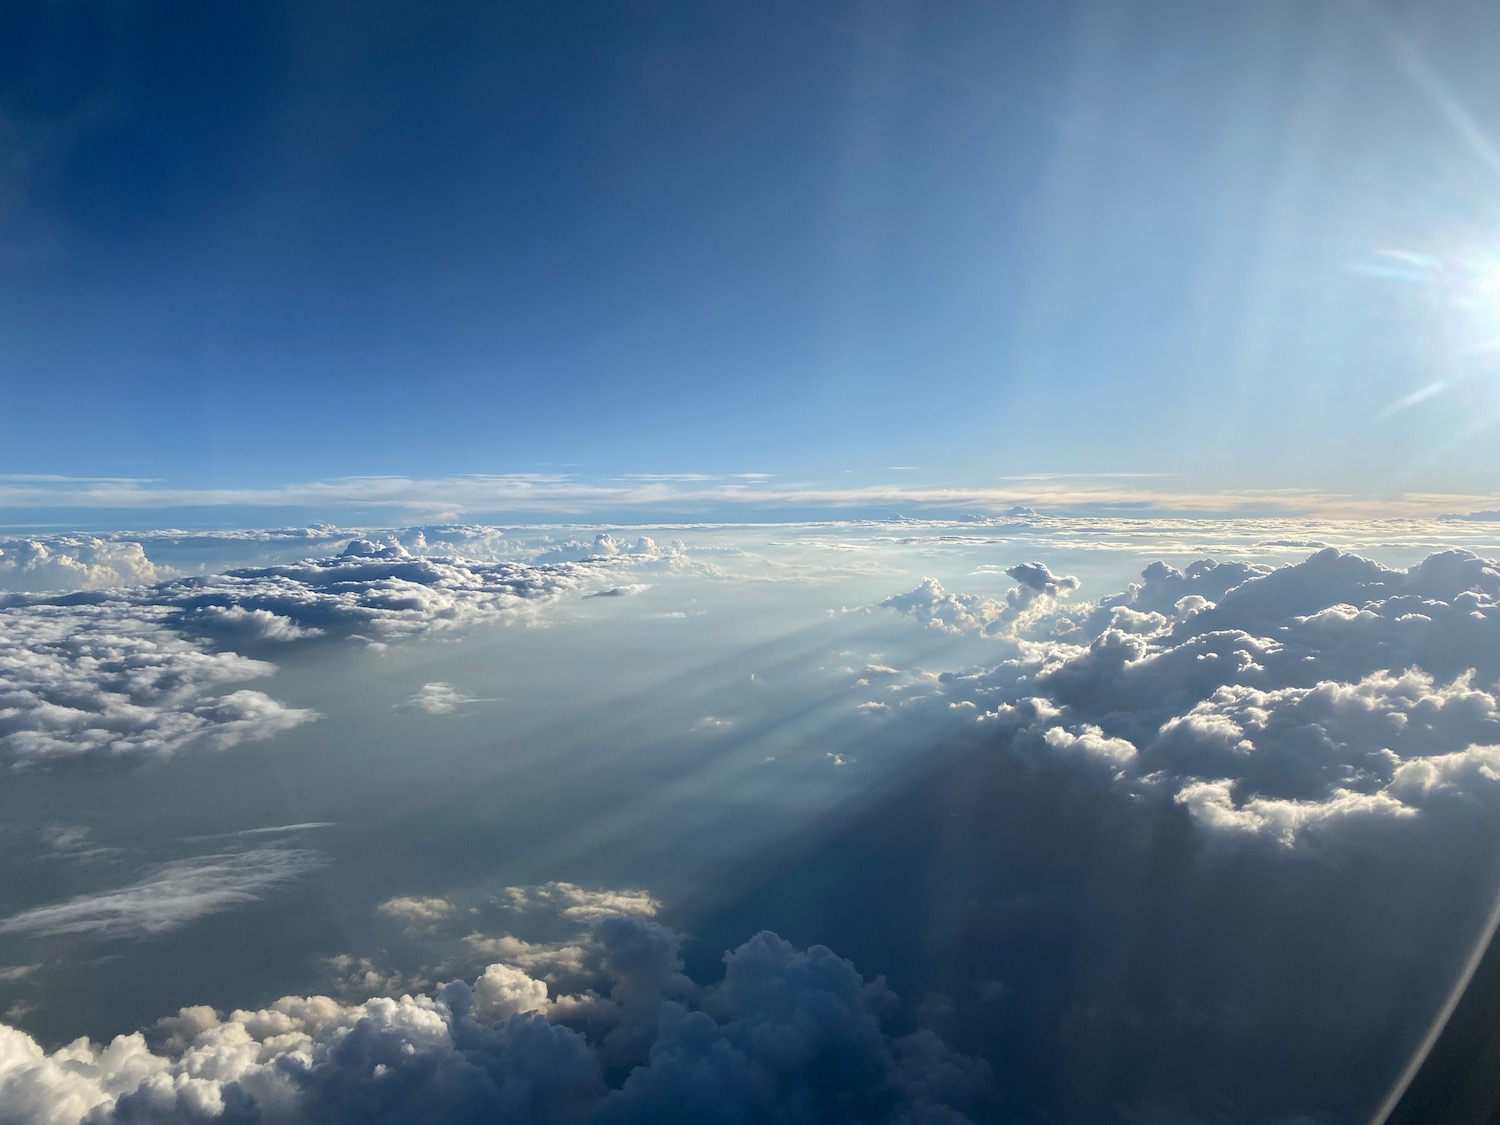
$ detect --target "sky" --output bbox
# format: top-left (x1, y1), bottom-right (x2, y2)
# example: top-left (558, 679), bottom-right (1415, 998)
top-left (5, 4), bottom-right (1500, 1124)
top-left (3, 0), bottom-right (1500, 522)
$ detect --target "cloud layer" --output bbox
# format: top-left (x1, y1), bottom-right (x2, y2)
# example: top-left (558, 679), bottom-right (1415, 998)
top-left (0, 918), bottom-right (989, 1125)
top-left (0, 541), bottom-right (625, 767)
top-left (158, 541), bottom-right (605, 641)
top-left (0, 603), bottom-right (314, 768)
top-left (884, 547), bottom-right (1500, 848)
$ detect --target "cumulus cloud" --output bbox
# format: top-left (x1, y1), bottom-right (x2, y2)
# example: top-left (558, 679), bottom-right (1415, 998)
top-left (155, 541), bottom-right (606, 641)
top-left (915, 547), bottom-right (1500, 847)
top-left (503, 883), bottom-right (661, 923)
top-left (0, 920), bottom-right (988, 1125)
top-left (0, 603), bottom-right (316, 768)
top-left (881, 562), bottom-right (1079, 639)
top-left (375, 896), bottom-right (454, 930)
top-left (0, 848), bottom-right (322, 939)
top-left (324, 956), bottom-right (423, 1001)
top-left (0, 538), bottom-right (165, 593)
top-left (464, 934), bottom-right (594, 981)
top-left (0, 542), bottom-right (627, 767)
top-left (536, 535), bottom-right (679, 564)
top-left (174, 606), bottom-right (324, 642)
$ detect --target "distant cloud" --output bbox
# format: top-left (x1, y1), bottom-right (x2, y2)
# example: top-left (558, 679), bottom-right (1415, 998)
top-left (615, 473), bottom-right (717, 482)
top-left (880, 561), bottom-right (1079, 639)
top-left (158, 540), bottom-right (606, 640)
top-left (376, 895), bottom-right (455, 929)
top-left (404, 683), bottom-right (475, 715)
top-left (0, 471), bottom-right (1489, 519)
top-left (502, 882), bottom-right (661, 922)
top-left (0, 848), bottom-right (320, 939)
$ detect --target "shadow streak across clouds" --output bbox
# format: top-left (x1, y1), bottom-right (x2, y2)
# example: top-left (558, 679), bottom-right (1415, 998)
top-left (681, 690), bottom-right (1500, 1124)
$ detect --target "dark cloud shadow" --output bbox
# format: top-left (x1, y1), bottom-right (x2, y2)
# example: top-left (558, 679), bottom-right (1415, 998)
top-left (680, 720), bottom-right (1500, 1124)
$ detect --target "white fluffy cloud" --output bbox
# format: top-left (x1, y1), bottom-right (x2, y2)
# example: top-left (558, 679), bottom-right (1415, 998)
top-left (881, 562), bottom-right (1079, 639)
top-left (0, 541), bottom-right (628, 767)
top-left (911, 548), bottom-right (1500, 847)
top-left (156, 540), bottom-right (606, 641)
top-left (502, 883), bottom-right (661, 923)
top-left (375, 896), bottom-right (454, 929)
top-left (0, 603), bottom-right (315, 768)
top-left (0, 539), bottom-right (165, 593)
top-left (0, 919), bottom-right (989, 1125)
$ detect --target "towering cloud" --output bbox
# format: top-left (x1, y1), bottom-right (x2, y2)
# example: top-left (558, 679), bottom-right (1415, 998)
top-left (0, 921), bottom-right (988, 1125)
top-left (0, 539), bottom-right (165, 593)
top-left (880, 562), bottom-right (1079, 639)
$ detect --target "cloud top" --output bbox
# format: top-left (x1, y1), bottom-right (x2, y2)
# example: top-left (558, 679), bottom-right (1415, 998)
top-left (0, 920), bottom-right (989, 1125)
top-left (900, 548), bottom-right (1500, 848)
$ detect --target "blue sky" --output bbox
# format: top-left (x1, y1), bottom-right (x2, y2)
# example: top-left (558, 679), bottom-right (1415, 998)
top-left (3, 0), bottom-right (1499, 520)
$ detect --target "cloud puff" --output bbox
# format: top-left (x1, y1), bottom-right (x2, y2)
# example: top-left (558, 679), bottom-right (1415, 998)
top-left (503, 883), bottom-right (661, 923)
top-left (0, 920), bottom-right (988, 1125)
top-left (0, 538), bottom-right (165, 593)
top-left (917, 548), bottom-right (1500, 847)
top-left (464, 934), bottom-right (594, 981)
top-left (0, 848), bottom-right (321, 939)
top-left (881, 562), bottom-right (1079, 639)
top-left (0, 603), bottom-right (316, 768)
top-left (375, 896), bottom-right (454, 929)
top-left (535, 535), bottom-right (680, 565)
top-left (403, 683), bottom-right (474, 715)
top-left (174, 606), bottom-right (324, 643)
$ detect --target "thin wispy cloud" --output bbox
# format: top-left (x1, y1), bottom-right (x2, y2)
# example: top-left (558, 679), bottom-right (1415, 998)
top-left (0, 848), bottom-right (322, 939)
top-left (0, 472), bottom-right (1489, 519)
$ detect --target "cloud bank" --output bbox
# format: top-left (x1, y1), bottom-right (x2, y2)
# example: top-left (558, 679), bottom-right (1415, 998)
top-left (0, 542), bottom-right (622, 767)
top-left (0, 470), bottom-right (1490, 519)
top-left (0, 603), bottom-right (314, 768)
top-left (0, 918), bottom-right (990, 1125)
top-left (883, 547), bottom-right (1500, 848)
top-left (158, 541), bottom-right (606, 641)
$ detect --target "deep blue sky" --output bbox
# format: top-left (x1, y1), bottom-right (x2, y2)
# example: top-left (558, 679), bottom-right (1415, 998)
top-left (2, 0), bottom-right (1499, 515)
